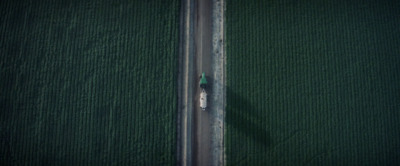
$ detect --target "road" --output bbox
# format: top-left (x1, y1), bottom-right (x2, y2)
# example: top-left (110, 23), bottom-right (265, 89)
top-left (177, 0), bottom-right (195, 165)
top-left (178, 0), bottom-right (221, 165)
top-left (192, 0), bottom-right (213, 166)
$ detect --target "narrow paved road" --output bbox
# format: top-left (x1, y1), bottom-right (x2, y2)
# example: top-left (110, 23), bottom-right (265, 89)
top-left (177, 0), bottom-right (195, 165)
top-left (193, 0), bottom-right (213, 165)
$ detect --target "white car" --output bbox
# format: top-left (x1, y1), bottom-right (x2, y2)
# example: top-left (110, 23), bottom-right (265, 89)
top-left (200, 89), bottom-right (207, 111)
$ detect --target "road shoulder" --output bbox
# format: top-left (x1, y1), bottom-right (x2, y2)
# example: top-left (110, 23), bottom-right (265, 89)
top-left (177, 0), bottom-right (195, 165)
top-left (210, 0), bottom-right (225, 165)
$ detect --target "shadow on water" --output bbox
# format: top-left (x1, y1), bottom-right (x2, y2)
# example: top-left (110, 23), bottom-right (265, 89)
top-left (226, 86), bottom-right (271, 150)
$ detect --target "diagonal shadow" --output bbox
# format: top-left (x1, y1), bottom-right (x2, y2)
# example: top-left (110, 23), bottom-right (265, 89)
top-left (226, 86), bottom-right (271, 149)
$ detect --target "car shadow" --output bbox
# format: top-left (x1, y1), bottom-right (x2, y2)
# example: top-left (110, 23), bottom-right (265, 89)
top-left (225, 86), bottom-right (271, 150)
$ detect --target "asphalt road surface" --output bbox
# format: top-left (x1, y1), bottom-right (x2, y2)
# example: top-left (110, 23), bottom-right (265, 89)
top-left (193, 0), bottom-right (213, 165)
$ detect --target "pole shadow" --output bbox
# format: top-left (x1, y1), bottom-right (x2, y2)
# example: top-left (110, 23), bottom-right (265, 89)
top-left (225, 86), bottom-right (271, 150)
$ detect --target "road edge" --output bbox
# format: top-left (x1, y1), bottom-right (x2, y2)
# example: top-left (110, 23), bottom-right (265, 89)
top-left (210, 0), bottom-right (225, 165)
top-left (177, 0), bottom-right (195, 165)
top-left (221, 0), bottom-right (226, 165)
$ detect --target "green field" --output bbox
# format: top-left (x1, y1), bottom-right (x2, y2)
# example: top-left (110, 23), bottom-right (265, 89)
top-left (225, 0), bottom-right (400, 165)
top-left (0, 0), bottom-right (180, 165)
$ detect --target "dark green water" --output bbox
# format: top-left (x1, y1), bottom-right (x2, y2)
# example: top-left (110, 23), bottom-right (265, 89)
top-left (0, 0), bottom-right (180, 165)
top-left (226, 0), bottom-right (400, 165)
